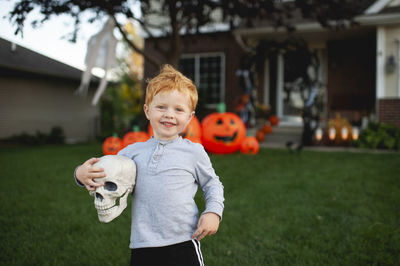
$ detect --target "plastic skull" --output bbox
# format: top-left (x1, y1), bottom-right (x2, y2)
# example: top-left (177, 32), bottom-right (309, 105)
top-left (89, 155), bottom-right (136, 223)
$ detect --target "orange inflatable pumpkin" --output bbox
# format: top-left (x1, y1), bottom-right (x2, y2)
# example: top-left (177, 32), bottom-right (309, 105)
top-left (256, 130), bottom-right (265, 142)
top-left (240, 136), bottom-right (259, 154)
top-left (181, 116), bottom-right (202, 143)
top-left (102, 135), bottom-right (123, 155)
top-left (201, 104), bottom-right (246, 154)
top-left (148, 116), bottom-right (202, 143)
top-left (269, 115), bottom-right (279, 126)
top-left (122, 126), bottom-right (150, 147)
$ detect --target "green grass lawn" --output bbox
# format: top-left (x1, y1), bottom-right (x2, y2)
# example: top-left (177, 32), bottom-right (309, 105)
top-left (0, 144), bottom-right (399, 266)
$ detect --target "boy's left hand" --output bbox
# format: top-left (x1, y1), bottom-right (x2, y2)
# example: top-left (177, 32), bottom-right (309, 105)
top-left (192, 212), bottom-right (220, 241)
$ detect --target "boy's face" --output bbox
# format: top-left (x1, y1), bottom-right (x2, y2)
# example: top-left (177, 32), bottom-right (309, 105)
top-left (144, 90), bottom-right (194, 141)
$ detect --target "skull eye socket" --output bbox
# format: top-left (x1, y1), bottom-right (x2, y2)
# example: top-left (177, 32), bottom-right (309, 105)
top-left (104, 181), bottom-right (117, 191)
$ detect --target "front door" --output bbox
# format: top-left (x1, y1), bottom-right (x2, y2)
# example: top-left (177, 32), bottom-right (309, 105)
top-left (263, 49), bottom-right (326, 126)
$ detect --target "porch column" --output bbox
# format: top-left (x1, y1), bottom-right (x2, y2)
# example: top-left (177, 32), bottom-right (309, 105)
top-left (376, 26), bottom-right (385, 99)
top-left (276, 53), bottom-right (284, 118)
top-left (376, 26), bottom-right (386, 121)
top-left (397, 38), bottom-right (400, 97)
top-left (263, 59), bottom-right (270, 106)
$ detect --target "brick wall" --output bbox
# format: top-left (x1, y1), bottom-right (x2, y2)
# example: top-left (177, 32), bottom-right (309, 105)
top-left (378, 99), bottom-right (400, 128)
top-left (144, 32), bottom-right (245, 118)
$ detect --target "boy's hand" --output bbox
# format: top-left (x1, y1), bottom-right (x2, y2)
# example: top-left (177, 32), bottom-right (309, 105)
top-left (75, 158), bottom-right (106, 191)
top-left (192, 212), bottom-right (220, 241)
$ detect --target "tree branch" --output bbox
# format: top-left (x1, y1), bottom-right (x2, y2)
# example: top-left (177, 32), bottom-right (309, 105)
top-left (111, 15), bottom-right (162, 68)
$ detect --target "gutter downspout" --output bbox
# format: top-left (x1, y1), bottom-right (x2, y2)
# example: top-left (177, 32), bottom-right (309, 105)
top-left (397, 38), bottom-right (400, 97)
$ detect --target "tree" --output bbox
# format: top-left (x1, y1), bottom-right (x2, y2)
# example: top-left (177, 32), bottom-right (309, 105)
top-left (7, 0), bottom-right (369, 68)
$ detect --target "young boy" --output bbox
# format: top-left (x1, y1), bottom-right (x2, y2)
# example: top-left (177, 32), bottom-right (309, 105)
top-left (75, 65), bottom-right (224, 266)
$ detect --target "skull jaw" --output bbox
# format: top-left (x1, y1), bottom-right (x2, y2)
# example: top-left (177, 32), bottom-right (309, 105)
top-left (95, 191), bottom-right (130, 223)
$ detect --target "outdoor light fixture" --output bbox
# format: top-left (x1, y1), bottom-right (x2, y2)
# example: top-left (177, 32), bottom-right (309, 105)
top-left (329, 127), bottom-right (336, 140)
top-left (315, 127), bottom-right (323, 141)
top-left (341, 127), bottom-right (349, 140)
top-left (352, 127), bottom-right (359, 141)
top-left (385, 55), bottom-right (396, 74)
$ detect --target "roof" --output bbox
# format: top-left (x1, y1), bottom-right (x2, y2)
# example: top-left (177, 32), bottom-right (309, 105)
top-left (233, 0), bottom-right (400, 40)
top-left (0, 37), bottom-right (84, 81)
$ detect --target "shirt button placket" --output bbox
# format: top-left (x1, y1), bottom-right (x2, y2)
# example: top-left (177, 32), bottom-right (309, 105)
top-left (149, 142), bottom-right (164, 173)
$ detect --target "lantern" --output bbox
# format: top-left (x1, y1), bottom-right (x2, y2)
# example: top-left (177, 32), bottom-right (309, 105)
top-left (201, 103), bottom-right (246, 154)
top-left (240, 136), bottom-right (259, 155)
top-left (328, 127), bottom-right (336, 140)
top-left (352, 127), bottom-right (359, 140)
top-left (122, 126), bottom-right (150, 147)
top-left (102, 134), bottom-right (123, 155)
top-left (315, 127), bottom-right (323, 141)
top-left (341, 127), bottom-right (349, 140)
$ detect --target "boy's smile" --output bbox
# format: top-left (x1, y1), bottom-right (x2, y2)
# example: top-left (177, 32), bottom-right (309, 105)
top-left (144, 90), bottom-right (194, 141)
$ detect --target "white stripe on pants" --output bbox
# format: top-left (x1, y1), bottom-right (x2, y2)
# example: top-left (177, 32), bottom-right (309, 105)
top-left (191, 239), bottom-right (204, 266)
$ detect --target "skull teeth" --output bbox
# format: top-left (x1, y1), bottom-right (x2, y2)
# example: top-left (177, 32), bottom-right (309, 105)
top-left (95, 205), bottom-right (117, 214)
top-left (95, 203), bottom-right (116, 211)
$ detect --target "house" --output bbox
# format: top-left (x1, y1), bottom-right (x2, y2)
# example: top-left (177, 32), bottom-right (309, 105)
top-left (144, 31), bottom-right (245, 119)
top-left (0, 37), bottom-right (100, 144)
top-left (144, 0), bottom-right (400, 145)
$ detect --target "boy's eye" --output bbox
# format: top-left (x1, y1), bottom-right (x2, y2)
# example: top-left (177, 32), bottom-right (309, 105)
top-left (176, 108), bottom-right (183, 112)
top-left (156, 105), bottom-right (165, 109)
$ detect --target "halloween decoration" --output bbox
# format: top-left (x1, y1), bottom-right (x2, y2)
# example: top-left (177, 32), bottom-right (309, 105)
top-left (269, 115), bottom-right (279, 126)
top-left (148, 116), bottom-right (202, 143)
top-left (256, 129), bottom-right (266, 142)
top-left (90, 155), bottom-right (136, 223)
top-left (262, 124), bottom-right (272, 135)
top-left (240, 136), bottom-right (259, 154)
top-left (76, 18), bottom-right (118, 105)
top-left (327, 114), bottom-right (353, 145)
top-left (181, 116), bottom-right (202, 143)
top-left (235, 57), bottom-right (256, 127)
top-left (103, 134), bottom-right (123, 155)
top-left (201, 103), bottom-right (246, 154)
top-left (123, 126), bottom-right (149, 147)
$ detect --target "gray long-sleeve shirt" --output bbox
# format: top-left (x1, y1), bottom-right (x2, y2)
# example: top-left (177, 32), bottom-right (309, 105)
top-left (118, 136), bottom-right (224, 249)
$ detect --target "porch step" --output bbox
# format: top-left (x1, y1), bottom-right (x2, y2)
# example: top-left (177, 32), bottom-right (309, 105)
top-left (248, 125), bottom-right (303, 148)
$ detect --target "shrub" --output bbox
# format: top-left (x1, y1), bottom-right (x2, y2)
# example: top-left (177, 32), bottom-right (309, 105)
top-left (356, 122), bottom-right (400, 150)
top-left (0, 126), bottom-right (65, 145)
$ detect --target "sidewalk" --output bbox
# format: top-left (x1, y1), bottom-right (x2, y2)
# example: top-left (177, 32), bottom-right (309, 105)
top-left (259, 142), bottom-right (400, 154)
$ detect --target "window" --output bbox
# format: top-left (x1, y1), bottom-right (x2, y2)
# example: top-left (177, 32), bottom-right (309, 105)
top-left (179, 53), bottom-right (225, 107)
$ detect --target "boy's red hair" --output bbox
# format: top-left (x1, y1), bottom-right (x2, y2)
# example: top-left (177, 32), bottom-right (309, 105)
top-left (145, 64), bottom-right (198, 111)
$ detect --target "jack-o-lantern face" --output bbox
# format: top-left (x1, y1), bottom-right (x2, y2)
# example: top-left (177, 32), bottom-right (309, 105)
top-left (201, 112), bottom-right (246, 154)
top-left (103, 136), bottom-right (123, 155)
top-left (240, 136), bottom-right (259, 154)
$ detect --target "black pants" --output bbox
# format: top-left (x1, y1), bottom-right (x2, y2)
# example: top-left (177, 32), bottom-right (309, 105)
top-left (130, 239), bottom-right (204, 266)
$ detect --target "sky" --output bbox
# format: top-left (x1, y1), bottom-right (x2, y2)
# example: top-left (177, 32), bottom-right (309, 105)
top-left (0, 1), bottom-right (108, 70)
